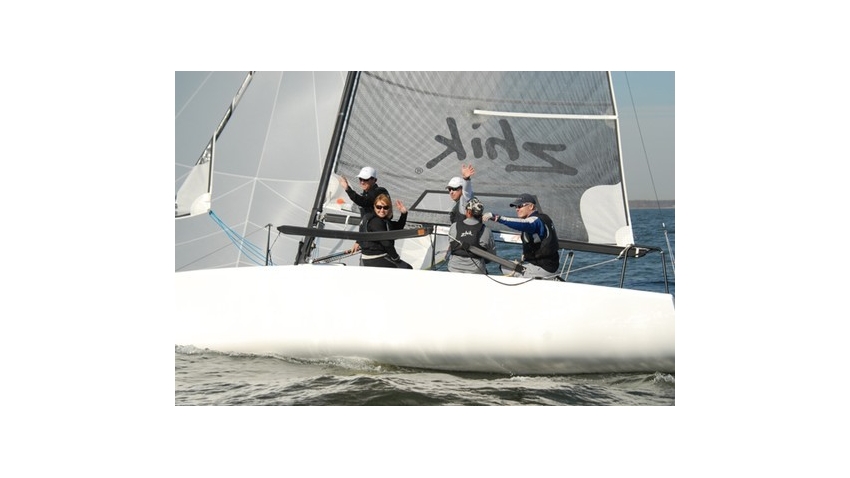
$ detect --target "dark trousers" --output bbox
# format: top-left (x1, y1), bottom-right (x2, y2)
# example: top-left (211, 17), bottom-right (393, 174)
top-left (362, 256), bottom-right (413, 269)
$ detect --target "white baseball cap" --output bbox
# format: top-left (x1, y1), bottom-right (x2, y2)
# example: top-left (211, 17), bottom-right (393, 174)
top-left (357, 166), bottom-right (377, 180)
top-left (446, 177), bottom-right (463, 189)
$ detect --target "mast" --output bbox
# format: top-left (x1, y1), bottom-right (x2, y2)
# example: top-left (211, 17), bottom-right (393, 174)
top-left (608, 71), bottom-right (633, 231)
top-left (294, 71), bottom-right (361, 264)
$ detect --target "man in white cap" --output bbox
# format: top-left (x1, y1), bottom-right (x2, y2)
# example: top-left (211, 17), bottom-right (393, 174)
top-left (447, 164), bottom-right (475, 224)
top-left (483, 193), bottom-right (561, 278)
top-left (338, 166), bottom-right (391, 253)
top-left (339, 166), bottom-right (390, 216)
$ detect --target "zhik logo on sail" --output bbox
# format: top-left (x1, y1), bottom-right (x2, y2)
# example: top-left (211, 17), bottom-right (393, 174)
top-left (426, 118), bottom-right (578, 175)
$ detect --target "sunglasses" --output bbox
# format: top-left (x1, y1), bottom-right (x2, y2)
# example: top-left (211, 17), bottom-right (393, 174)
top-left (514, 203), bottom-right (530, 209)
top-left (359, 178), bottom-right (372, 183)
top-left (374, 204), bottom-right (390, 210)
top-left (447, 187), bottom-right (461, 192)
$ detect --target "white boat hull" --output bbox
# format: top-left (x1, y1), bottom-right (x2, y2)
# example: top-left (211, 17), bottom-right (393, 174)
top-left (175, 265), bottom-right (675, 375)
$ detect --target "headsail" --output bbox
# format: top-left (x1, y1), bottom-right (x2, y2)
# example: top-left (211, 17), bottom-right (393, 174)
top-left (310, 72), bottom-right (634, 256)
top-left (175, 72), bottom-right (255, 218)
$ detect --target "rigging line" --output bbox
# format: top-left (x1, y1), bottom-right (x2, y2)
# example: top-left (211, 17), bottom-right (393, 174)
top-left (482, 271), bottom-right (538, 286)
top-left (209, 210), bottom-right (269, 266)
top-left (663, 229), bottom-right (675, 272)
top-left (214, 216), bottom-right (267, 256)
top-left (217, 227), bottom-right (267, 266)
top-left (176, 213), bottom-right (258, 271)
top-left (623, 72), bottom-right (663, 210)
top-left (624, 73), bottom-right (675, 273)
top-left (567, 257), bottom-right (621, 274)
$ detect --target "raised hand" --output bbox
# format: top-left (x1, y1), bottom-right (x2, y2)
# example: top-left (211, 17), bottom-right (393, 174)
top-left (461, 164), bottom-right (475, 179)
top-left (395, 199), bottom-right (407, 214)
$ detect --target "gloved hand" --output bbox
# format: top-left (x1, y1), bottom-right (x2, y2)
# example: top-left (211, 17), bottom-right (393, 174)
top-left (482, 212), bottom-right (494, 222)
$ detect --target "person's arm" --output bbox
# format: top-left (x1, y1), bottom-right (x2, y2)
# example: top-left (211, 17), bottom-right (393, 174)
top-left (347, 188), bottom-right (369, 208)
top-left (460, 164), bottom-right (474, 211)
top-left (390, 212), bottom-right (408, 230)
top-left (495, 215), bottom-right (547, 238)
top-left (480, 226), bottom-right (495, 252)
top-left (445, 222), bottom-right (457, 261)
top-left (391, 199), bottom-right (408, 230)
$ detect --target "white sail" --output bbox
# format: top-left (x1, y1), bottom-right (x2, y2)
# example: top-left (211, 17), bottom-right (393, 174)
top-left (175, 72), bottom-right (254, 219)
top-left (174, 144), bottom-right (213, 218)
top-left (175, 72), bottom-right (347, 270)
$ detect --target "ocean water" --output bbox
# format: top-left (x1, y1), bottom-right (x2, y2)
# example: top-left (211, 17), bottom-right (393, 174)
top-left (175, 208), bottom-right (675, 406)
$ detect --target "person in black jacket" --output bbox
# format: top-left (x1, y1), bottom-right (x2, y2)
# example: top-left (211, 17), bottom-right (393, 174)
top-left (338, 166), bottom-right (390, 254)
top-left (359, 194), bottom-right (412, 269)
top-left (339, 166), bottom-right (390, 215)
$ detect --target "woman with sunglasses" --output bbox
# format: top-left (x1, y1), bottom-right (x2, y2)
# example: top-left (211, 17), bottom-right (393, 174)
top-left (359, 194), bottom-right (413, 269)
top-left (483, 193), bottom-right (561, 278)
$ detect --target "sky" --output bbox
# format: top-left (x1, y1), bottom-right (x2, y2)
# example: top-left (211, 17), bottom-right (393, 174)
top-left (611, 71), bottom-right (675, 201)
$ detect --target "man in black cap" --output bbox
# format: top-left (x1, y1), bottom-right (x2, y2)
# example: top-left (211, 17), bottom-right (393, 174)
top-left (483, 193), bottom-right (561, 278)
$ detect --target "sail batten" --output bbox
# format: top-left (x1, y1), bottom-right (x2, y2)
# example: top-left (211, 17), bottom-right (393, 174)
top-left (473, 109), bottom-right (618, 120)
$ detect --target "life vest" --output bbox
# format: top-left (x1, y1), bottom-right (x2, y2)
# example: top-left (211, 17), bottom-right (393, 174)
top-left (450, 220), bottom-right (485, 257)
top-left (358, 212), bottom-right (387, 256)
top-left (521, 213), bottom-right (560, 272)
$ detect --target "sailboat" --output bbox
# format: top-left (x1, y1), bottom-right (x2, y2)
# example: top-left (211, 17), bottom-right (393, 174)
top-left (175, 71), bottom-right (674, 375)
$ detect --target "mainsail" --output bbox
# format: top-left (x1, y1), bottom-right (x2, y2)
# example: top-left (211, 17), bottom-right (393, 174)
top-left (301, 72), bottom-right (635, 264)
